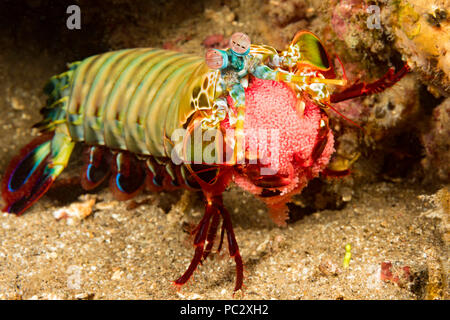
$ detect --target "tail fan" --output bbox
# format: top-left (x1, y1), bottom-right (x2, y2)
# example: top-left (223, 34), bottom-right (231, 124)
top-left (2, 133), bottom-right (75, 215)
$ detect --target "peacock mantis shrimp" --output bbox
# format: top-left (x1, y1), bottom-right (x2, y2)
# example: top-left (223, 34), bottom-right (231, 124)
top-left (1, 31), bottom-right (410, 292)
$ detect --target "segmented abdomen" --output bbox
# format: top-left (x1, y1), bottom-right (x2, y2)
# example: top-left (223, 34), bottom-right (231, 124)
top-left (57, 48), bottom-right (213, 157)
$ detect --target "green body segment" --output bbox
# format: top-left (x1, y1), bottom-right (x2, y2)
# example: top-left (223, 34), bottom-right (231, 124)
top-left (41, 48), bottom-right (217, 158)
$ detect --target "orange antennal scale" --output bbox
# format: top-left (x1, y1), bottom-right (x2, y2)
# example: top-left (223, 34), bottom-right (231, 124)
top-left (290, 30), bottom-right (334, 75)
top-left (310, 77), bottom-right (347, 86)
top-left (286, 74), bottom-right (347, 86)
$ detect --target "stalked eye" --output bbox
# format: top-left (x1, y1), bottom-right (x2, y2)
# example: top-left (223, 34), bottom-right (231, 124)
top-left (229, 32), bottom-right (250, 54)
top-left (205, 49), bottom-right (225, 69)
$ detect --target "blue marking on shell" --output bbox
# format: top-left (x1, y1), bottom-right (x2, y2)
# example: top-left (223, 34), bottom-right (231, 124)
top-left (86, 163), bottom-right (94, 182)
top-left (116, 173), bottom-right (126, 193)
top-left (152, 176), bottom-right (162, 187)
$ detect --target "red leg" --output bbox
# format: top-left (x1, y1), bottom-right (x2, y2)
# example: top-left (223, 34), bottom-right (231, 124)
top-left (174, 199), bottom-right (215, 287)
top-left (219, 201), bottom-right (244, 292)
top-left (202, 212), bottom-right (221, 260)
top-left (174, 194), bottom-right (244, 292)
top-left (330, 63), bottom-right (411, 103)
top-left (217, 221), bottom-right (225, 254)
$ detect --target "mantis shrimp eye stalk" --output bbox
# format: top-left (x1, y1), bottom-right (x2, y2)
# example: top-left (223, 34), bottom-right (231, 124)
top-left (229, 32), bottom-right (251, 55)
top-left (205, 49), bottom-right (227, 70)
